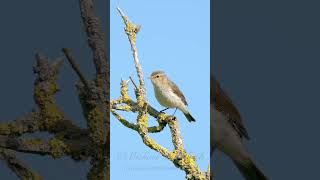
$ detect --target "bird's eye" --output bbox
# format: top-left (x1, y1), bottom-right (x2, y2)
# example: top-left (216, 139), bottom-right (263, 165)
top-left (156, 75), bottom-right (159, 78)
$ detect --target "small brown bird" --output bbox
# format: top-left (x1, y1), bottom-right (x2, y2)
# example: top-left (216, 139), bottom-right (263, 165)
top-left (211, 76), bottom-right (267, 180)
top-left (149, 71), bottom-right (195, 122)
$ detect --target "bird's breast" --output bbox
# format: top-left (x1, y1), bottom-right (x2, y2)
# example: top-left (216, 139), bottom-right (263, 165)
top-left (154, 85), bottom-right (181, 108)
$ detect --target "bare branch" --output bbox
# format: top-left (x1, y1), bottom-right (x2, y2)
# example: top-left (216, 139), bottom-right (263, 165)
top-left (79, 0), bottom-right (108, 81)
top-left (0, 148), bottom-right (43, 180)
top-left (0, 131), bottom-right (90, 161)
top-left (110, 109), bottom-right (138, 131)
top-left (111, 108), bottom-right (167, 134)
top-left (117, 7), bottom-right (145, 89)
top-left (62, 48), bottom-right (90, 90)
top-left (0, 112), bottom-right (41, 136)
top-left (33, 54), bottom-right (82, 134)
top-left (79, 1), bottom-right (109, 179)
top-left (0, 136), bottom-right (65, 158)
top-left (129, 76), bottom-right (138, 90)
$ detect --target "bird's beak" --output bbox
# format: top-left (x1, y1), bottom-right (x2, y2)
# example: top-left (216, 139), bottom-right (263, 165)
top-left (147, 76), bottom-right (151, 79)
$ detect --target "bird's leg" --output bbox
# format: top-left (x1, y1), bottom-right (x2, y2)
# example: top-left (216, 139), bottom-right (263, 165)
top-left (160, 107), bottom-right (169, 113)
top-left (167, 108), bottom-right (178, 121)
top-left (173, 108), bottom-right (178, 116)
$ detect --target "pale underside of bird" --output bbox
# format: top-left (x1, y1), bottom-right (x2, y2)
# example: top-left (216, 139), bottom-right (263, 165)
top-left (211, 76), bottom-right (267, 180)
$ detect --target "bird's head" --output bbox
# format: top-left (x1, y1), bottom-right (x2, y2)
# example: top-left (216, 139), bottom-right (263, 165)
top-left (149, 71), bottom-right (167, 85)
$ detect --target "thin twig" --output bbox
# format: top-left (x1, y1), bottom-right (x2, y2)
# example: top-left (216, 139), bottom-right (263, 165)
top-left (116, 7), bottom-right (125, 18)
top-left (129, 76), bottom-right (138, 90)
top-left (62, 48), bottom-right (90, 90)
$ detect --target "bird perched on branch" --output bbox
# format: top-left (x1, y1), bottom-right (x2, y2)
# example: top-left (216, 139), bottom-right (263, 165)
top-left (149, 71), bottom-right (195, 122)
top-left (211, 76), bottom-right (267, 180)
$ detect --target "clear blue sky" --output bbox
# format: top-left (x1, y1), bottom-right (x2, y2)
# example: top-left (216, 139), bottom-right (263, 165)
top-left (110, 0), bottom-right (210, 179)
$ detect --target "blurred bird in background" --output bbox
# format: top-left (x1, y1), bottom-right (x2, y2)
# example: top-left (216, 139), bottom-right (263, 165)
top-left (211, 76), bottom-right (267, 180)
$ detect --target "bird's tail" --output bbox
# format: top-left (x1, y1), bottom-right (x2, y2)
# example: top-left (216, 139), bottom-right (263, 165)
top-left (183, 112), bottom-right (196, 122)
top-left (233, 159), bottom-right (268, 180)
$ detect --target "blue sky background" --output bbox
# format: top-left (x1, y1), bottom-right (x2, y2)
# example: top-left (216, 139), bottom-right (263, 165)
top-left (110, 0), bottom-right (210, 179)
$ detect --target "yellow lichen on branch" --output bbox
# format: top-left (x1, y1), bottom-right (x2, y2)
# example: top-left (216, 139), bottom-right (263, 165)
top-left (111, 8), bottom-right (210, 180)
top-left (0, 1), bottom-right (108, 179)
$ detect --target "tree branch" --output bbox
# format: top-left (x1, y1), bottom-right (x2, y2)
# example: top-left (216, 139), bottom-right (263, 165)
top-left (111, 80), bottom-right (168, 133)
top-left (117, 7), bottom-right (145, 90)
top-left (62, 48), bottom-right (91, 90)
top-left (0, 148), bottom-right (42, 180)
top-left (111, 8), bottom-right (210, 180)
top-left (79, 0), bottom-right (108, 81)
top-left (0, 136), bottom-right (62, 157)
top-left (33, 53), bottom-right (82, 134)
top-left (79, 1), bottom-right (109, 179)
top-left (0, 1), bottom-right (108, 179)
top-left (0, 112), bottom-right (41, 136)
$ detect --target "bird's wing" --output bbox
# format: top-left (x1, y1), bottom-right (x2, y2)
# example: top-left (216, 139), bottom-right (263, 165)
top-left (212, 76), bottom-right (250, 140)
top-left (168, 79), bottom-right (188, 106)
